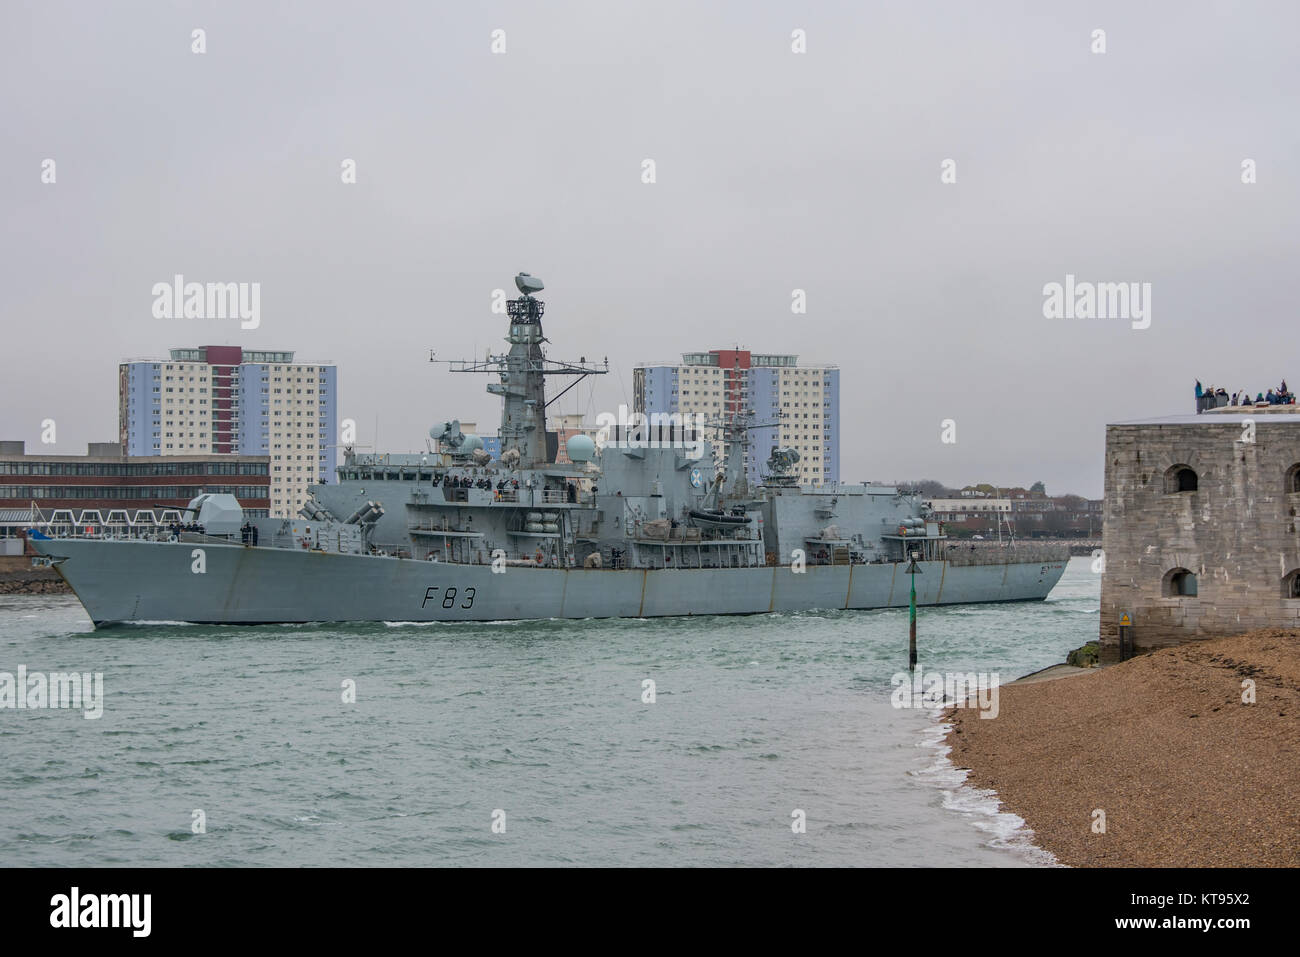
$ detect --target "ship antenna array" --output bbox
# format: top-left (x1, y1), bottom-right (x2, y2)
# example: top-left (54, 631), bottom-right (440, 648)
top-left (430, 350), bottom-right (610, 391)
top-left (698, 409), bottom-right (783, 436)
top-left (428, 287), bottom-right (611, 395)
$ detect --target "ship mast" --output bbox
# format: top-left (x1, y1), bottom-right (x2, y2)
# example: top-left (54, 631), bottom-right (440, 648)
top-left (438, 273), bottom-right (608, 468)
top-left (697, 408), bottom-right (783, 501)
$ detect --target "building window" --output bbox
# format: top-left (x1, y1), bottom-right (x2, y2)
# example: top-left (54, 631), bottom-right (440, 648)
top-left (1287, 464), bottom-right (1300, 493)
top-left (1164, 465), bottom-right (1198, 493)
top-left (1284, 570), bottom-right (1300, 598)
top-left (1163, 567), bottom-right (1198, 597)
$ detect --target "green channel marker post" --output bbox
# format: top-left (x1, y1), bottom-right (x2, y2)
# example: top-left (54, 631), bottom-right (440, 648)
top-left (906, 550), bottom-right (922, 672)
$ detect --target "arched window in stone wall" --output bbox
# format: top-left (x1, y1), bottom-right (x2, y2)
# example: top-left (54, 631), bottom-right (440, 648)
top-left (1286, 464), bottom-right (1300, 493)
top-left (1162, 567), bottom-right (1198, 597)
top-left (1164, 465), bottom-right (1198, 493)
top-left (1284, 570), bottom-right (1300, 598)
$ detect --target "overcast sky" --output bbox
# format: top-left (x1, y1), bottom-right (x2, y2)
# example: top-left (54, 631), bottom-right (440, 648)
top-left (4, 1), bottom-right (1297, 498)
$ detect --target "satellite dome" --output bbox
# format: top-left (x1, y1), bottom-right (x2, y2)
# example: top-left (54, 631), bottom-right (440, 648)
top-left (461, 433), bottom-right (484, 452)
top-left (566, 434), bottom-right (596, 463)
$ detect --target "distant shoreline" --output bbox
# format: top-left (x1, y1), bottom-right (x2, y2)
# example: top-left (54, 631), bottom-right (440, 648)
top-left (946, 630), bottom-right (1300, 867)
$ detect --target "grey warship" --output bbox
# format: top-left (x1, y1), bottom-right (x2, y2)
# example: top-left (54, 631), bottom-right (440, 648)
top-left (31, 273), bottom-right (1067, 626)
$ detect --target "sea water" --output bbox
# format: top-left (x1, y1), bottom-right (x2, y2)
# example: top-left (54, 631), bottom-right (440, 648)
top-left (0, 558), bottom-right (1097, 866)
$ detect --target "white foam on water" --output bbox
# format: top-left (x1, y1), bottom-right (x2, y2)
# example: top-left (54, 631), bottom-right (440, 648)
top-left (381, 618), bottom-right (532, 628)
top-left (291, 815), bottom-right (343, 827)
top-left (914, 715), bottom-right (1060, 867)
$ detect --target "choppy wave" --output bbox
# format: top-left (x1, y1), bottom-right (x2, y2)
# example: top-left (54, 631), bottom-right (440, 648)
top-left (914, 719), bottom-right (1059, 867)
top-left (0, 558), bottom-right (1098, 866)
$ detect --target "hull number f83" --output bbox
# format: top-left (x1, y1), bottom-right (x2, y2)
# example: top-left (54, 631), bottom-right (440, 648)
top-left (422, 586), bottom-right (476, 610)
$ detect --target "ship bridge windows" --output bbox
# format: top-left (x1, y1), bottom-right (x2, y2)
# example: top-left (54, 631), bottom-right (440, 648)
top-left (1162, 567), bottom-right (1198, 597)
top-left (1164, 465), bottom-right (1198, 493)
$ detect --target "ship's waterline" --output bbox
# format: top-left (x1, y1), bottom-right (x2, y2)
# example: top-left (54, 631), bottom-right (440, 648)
top-left (0, 558), bottom-right (1097, 867)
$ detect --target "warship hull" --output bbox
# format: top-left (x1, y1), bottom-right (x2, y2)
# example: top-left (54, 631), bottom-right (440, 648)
top-left (32, 538), bottom-right (1066, 626)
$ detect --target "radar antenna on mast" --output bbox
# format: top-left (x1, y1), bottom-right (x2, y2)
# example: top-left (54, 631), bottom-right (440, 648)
top-left (426, 274), bottom-right (608, 467)
top-left (515, 272), bottom-right (545, 296)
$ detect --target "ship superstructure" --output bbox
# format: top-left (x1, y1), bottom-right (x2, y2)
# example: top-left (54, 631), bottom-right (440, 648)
top-left (30, 273), bottom-right (1068, 626)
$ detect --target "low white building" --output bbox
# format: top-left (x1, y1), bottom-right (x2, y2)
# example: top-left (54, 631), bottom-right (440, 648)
top-left (925, 498), bottom-right (1012, 522)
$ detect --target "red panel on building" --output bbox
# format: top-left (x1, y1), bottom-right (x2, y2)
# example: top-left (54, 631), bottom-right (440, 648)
top-left (712, 349), bottom-right (751, 369)
top-left (204, 346), bottom-right (243, 367)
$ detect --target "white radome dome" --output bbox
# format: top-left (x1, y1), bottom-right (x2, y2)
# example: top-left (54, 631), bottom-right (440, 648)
top-left (566, 434), bottom-right (596, 462)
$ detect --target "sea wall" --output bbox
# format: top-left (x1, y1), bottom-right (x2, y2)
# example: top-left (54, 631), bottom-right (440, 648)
top-left (0, 555), bottom-right (70, 594)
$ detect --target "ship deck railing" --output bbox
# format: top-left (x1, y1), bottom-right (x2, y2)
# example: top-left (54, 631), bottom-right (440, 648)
top-left (408, 523), bottom-right (484, 537)
top-left (626, 536), bottom-right (765, 569)
top-left (30, 508), bottom-right (188, 530)
top-left (409, 487), bottom-right (591, 508)
top-left (365, 544), bottom-right (414, 559)
top-left (36, 526), bottom-right (242, 546)
top-left (634, 534), bottom-right (760, 546)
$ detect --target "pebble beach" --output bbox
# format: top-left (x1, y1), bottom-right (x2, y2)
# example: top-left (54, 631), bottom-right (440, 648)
top-left (946, 630), bottom-right (1300, 867)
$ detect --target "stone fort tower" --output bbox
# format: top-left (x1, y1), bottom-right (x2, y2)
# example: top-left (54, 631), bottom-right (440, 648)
top-left (1101, 406), bottom-right (1300, 660)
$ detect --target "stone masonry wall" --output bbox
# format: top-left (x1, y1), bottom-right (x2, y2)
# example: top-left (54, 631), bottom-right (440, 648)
top-left (1100, 419), bottom-right (1300, 659)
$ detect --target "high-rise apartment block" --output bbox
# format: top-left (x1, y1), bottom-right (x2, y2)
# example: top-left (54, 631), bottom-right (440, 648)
top-left (119, 346), bottom-right (337, 516)
top-left (634, 350), bottom-right (839, 486)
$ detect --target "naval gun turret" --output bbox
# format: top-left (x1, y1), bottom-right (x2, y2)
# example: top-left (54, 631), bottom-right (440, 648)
top-left (180, 493), bottom-right (243, 537)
